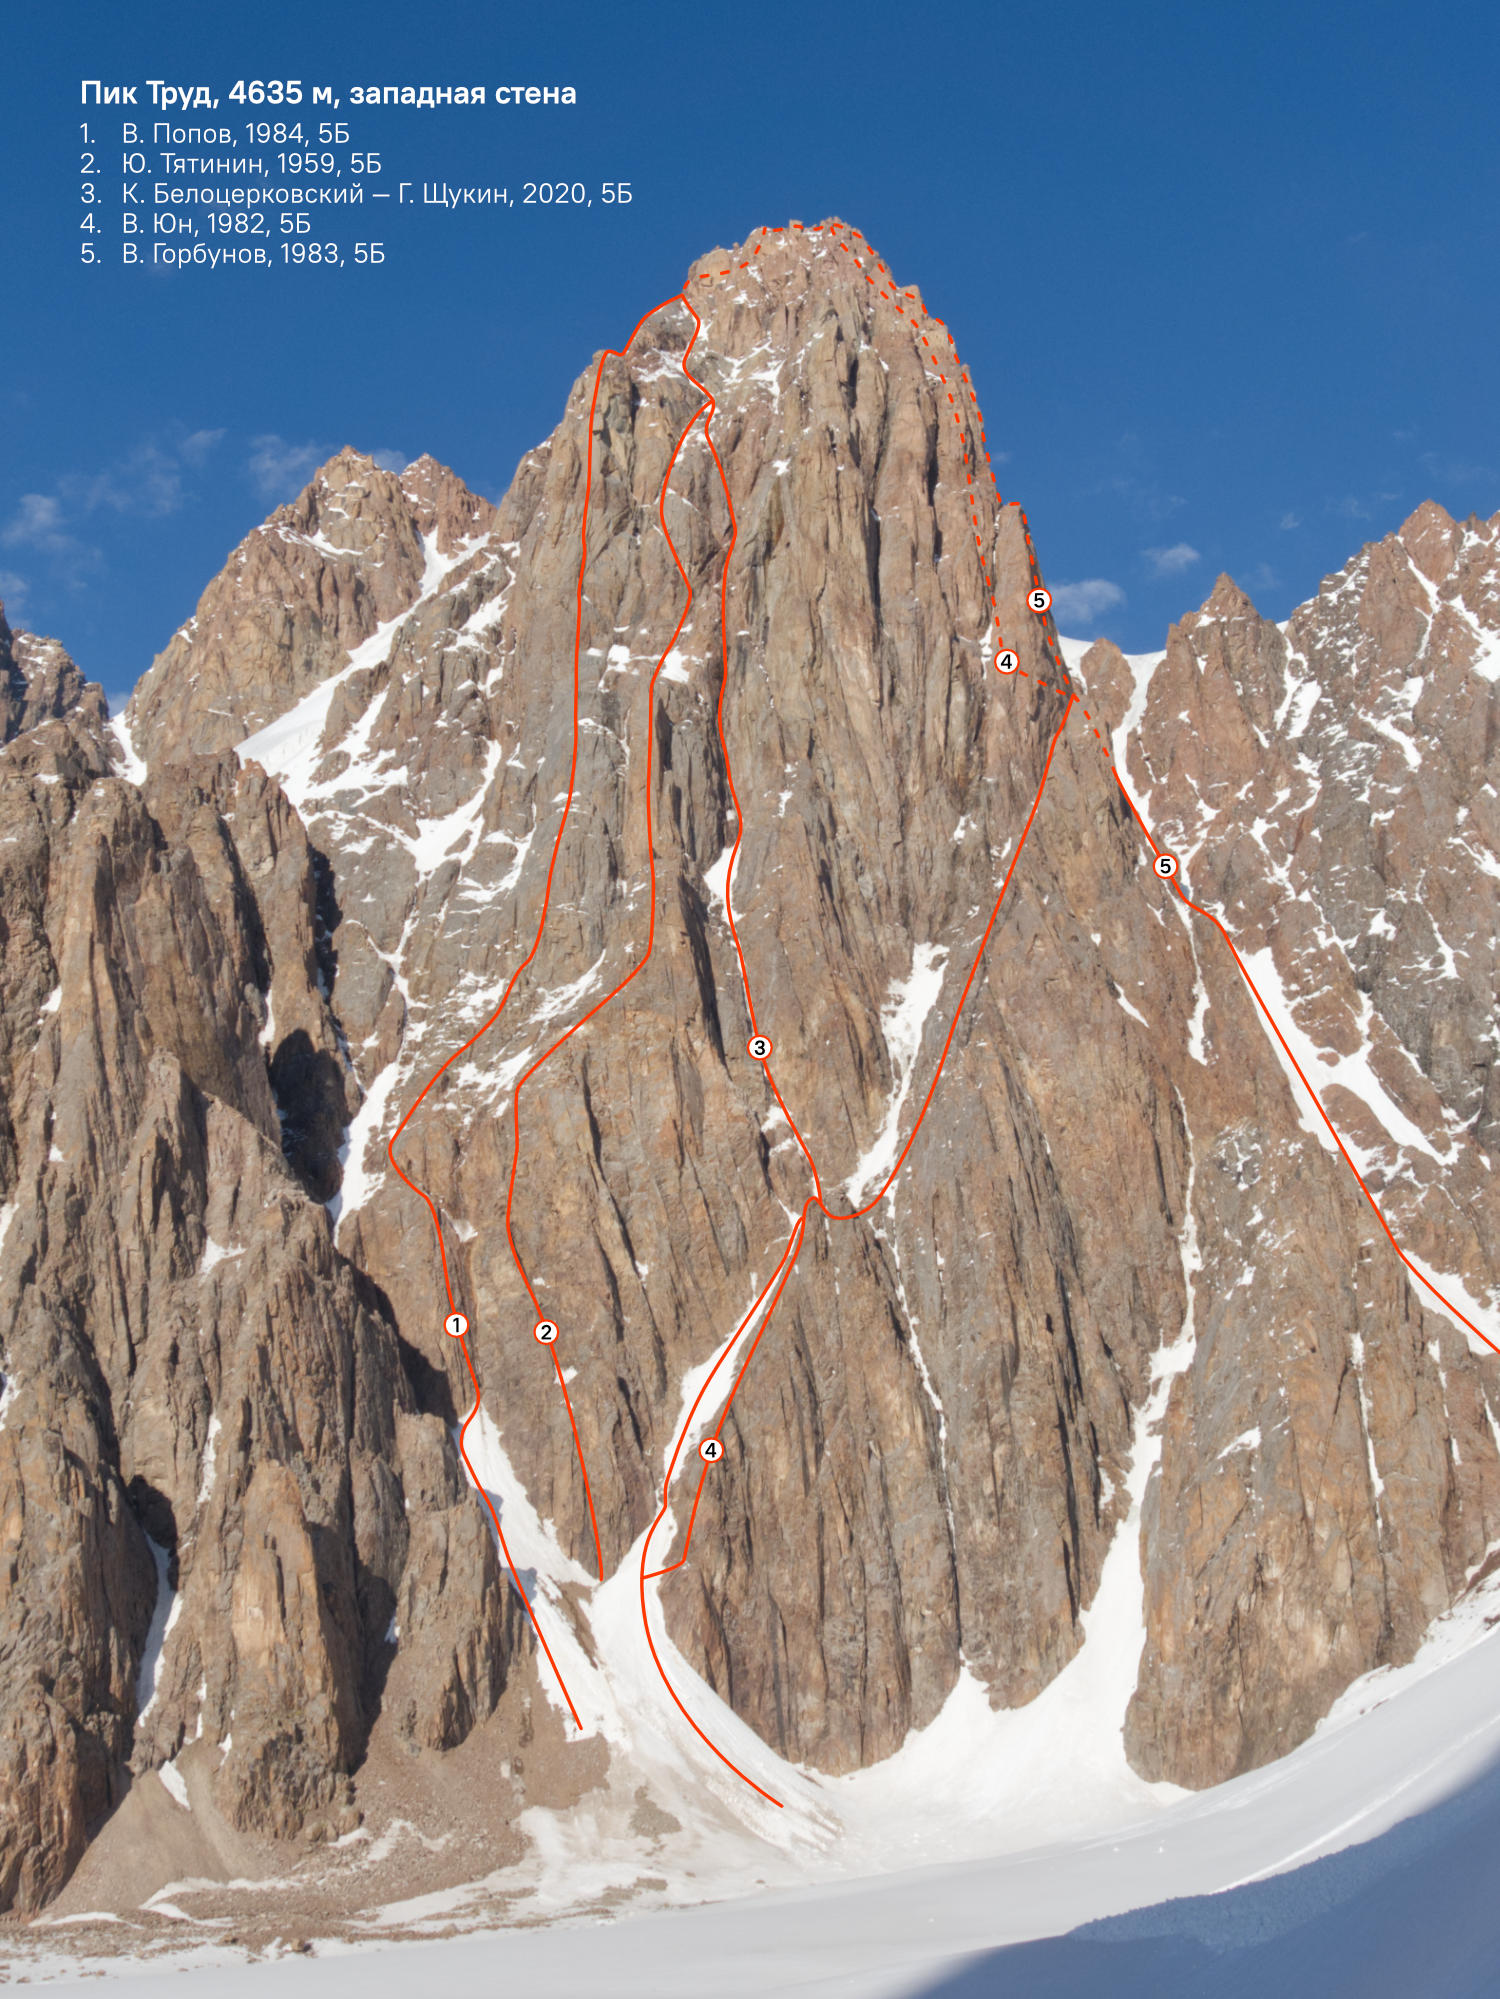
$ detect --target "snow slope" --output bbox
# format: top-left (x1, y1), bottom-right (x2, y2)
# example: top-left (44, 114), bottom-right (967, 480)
top-left (25, 1532), bottom-right (1500, 1994)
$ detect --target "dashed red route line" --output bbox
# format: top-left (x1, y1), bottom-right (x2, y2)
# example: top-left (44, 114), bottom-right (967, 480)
top-left (635, 221), bottom-right (1499, 1801)
top-left (389, 219), bottom-right (1496, 1789)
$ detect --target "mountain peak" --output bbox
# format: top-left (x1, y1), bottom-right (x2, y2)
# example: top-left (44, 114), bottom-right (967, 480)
top-left (0, 611), bottom-right (102, 745)
top-left (395, 451), bottom-right (494, 552)
top-left (5, 225), bottom-right (1499, 1932)
top-left (684, 217), bottom-right (930, 318)
top-left (1398, 497), bottom-right (1465, 586)
top-left (127, 450), bottom-right (496, 764)
top-left (1200, 572), bottom-right (1262, 621)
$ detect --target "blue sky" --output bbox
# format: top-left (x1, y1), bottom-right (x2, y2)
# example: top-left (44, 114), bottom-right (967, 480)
top-left (4, 0), bottom-right (1496, 710)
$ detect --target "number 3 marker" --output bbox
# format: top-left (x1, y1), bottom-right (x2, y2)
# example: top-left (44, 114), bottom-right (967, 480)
top-left (747, 1035), bottom-right (772, 1060)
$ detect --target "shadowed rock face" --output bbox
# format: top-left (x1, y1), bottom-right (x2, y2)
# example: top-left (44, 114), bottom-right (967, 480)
top-left (2, 221), bottom-right (1498, 1909)
top-left (0, 618), bottom-right (517, 1913)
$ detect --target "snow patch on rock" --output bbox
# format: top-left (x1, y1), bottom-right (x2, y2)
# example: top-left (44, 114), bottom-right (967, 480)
top-left (845, 944), bottom-right (948, 1207)
top-left (135, 1537), bottom-right (182, 1725)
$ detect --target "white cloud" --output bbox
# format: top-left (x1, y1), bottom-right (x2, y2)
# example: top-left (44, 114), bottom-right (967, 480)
top-left (1279, 511), bottom-right (1301, 531)
top-left (1331, 491), bottom-right (1398, 522)
top-left (64, 440), bottom-right (195, 519)
top-left (370, 447), bottom-right (408, 472)
top-left (1102, 472), bottom-right (1185, 523)
top-left (248, 435), bottom-right (326, 499)
top-left (0, 569), bottom-right (29, 612)
top-left (2, 430), bottom-right (225, 579)
top-left (1143, 542), bottom-right (1200, 576)
top-left (180, 428), bottom-right (226, 467)
top-left (2, 494), bottom-right (72, 552)
top-left (1050, 579), bottom-right (1125, 626)
top-left (1420, 449), bottom-right (1496, 485)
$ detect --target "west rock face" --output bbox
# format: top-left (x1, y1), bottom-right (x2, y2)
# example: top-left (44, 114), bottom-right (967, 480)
top-left (2, 221), bottom-right (1498, 1918)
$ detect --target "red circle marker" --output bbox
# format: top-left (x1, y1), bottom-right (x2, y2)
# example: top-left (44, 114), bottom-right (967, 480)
top-left (534, 1319), bottom-right (560, 1344)
top-left (747, 1034), bottom-right (773, 1061)
top-left (995, 648), bottom-right (1020, 675)
top-left (1153, 853), bottom-right (1179, 879)
top-left (699, 1436), bottom-right (724, 1463)
top-left (1027, 587), bottom-right (1052, 615)
top-left (443, 1312), bottom-right (469, 1340)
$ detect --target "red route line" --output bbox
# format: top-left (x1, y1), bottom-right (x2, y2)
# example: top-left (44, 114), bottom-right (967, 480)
top-left (643, 1221), bottom-right (809, 1588)
top-left (736, 234), bottom-right (1492, 1351)
top-left (628, 225), bottom-right (1088, 1801)
top-left (634, 220), bottom-right (1497, 1799)
top-left (1109, 771), bottom-right (1500, 1359)
top-left (631, 333), bottom-right (1076, 1784)
top-left (635, 1219), bottom-right (809, 1808)
top-left (499, 304), bottom-right (718, 1582)
top-left (454, 1340), bottom-right (582, 1730)
top-left (392, 216), bottom-right (1492, 1783)
top-left (385, 291), bottom-right (708, 1730)
top-left (641, 1457), bottom-right (710, 1581)
top-left (634, 700), bottom-right (1075, 1606)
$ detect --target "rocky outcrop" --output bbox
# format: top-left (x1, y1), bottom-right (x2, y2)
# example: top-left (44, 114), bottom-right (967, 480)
top-left (128, 220), bottom-right (1500, 1792)
top-left (2, 221), bottom-right (1497, 1912)
top-left (127, 451), bottom-right (496, 763)
top-left (1083, 505), bottom-right (1500, 1783)
top-left (0, 630), bottom-right (516, 1912)
top-left (0, 607), bottom-right (105, 745)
